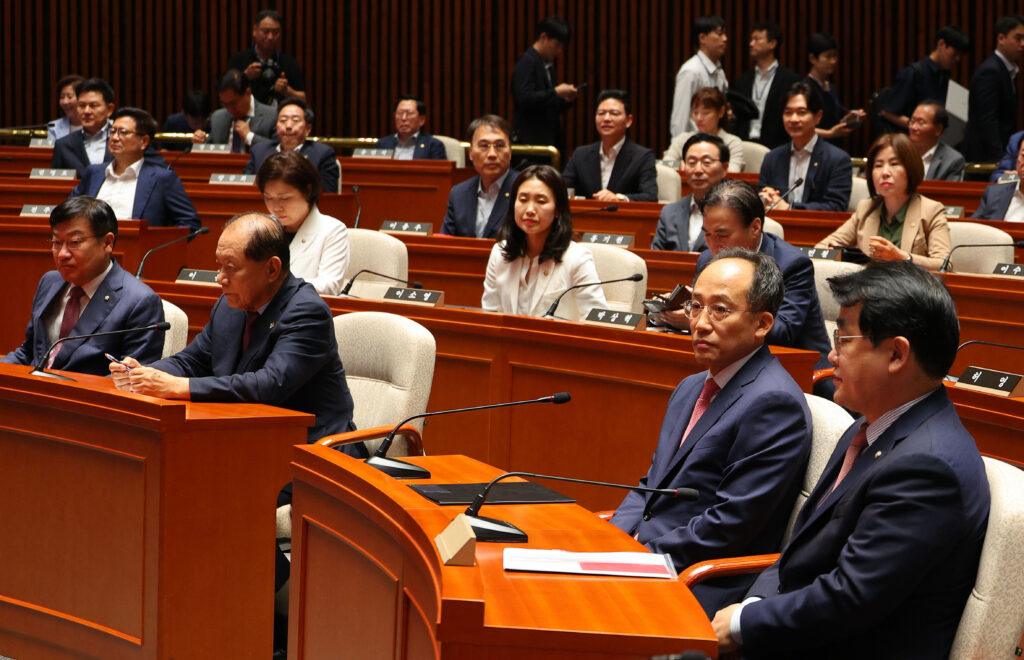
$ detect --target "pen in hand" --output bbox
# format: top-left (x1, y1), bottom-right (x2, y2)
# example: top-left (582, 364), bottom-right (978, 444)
top-left (104, 353), bottom-right (132, 371)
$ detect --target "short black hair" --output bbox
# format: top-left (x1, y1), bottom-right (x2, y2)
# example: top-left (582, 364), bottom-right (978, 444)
top-left (936, 25), bottom-right (969, 53)
top-left (466, 114), bottom-right (512, 143)
top-left (699, 179), bottom-right (764, 229)
top-left (498, 165), bottom-right (573, 265)
top-left (536, 15), bottom-right (570, 44)
top-left (256, 150), bottom-right (321, 206)
top-left (682, 132), bottom-right (730, 164)
top-left (254, 9), bottom-right (282, 27)
top-left (707, 247), bottom-right (785, 316)
top-left (112, 107), bottom-right (158, 139)
top-left (597, 88), bottom-right (632, 115)
top-left (218, 69), bottom-right (250, 95)
top-left (782, 81), bottom-right (824, 115)
top-left (394, 94), bottom-right (427, 116)
top-left (225, 212), bottom-right (291, 272)
top-left (692, 15), bottom-right (726, 43)
top-left (182, 89), bottom-right (212, 119)
top-left (75, 78), bottom-right (115, 105)
top-left (995, 15), bottom-right (1024, 37)
top-left (752, 21), bottom-right (783, 51)
top-left (51, 196), bottom-right (118, 245)
top-left (278, 96), bottom-right (313, 124)
top-left (828, 260), bottom-right (958, 380)
top-left (808, 32), bottom-right (839, 57)
top-left (917, 100), bottom-right (949, 131)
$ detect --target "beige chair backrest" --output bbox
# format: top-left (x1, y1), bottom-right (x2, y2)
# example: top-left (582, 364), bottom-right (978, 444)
top-left (343, 228), bottom-right (409, 298)
top-left (333, 311), bottom-right (436, 456)
top-left (848, 176), bottom-right (870, 212)
top-left (160, 299), bottom-right (188, 358)
top-left (763, 216), bottom-right (785, 239)
top-left (434, 135), bottom-right (466, 168)
top-left (335, 158), bottom-right (343, 189)
top-left (812, 260), bottom-right (863, 346)
top-left (586, 243), bottom-right (648, 314)
top-left (741, 141), bottom-right (770, 173)
top-left (947, 221), bottom-right (1014, 274)
top-left (656, 162), bottom-right (682, 203)
top-left (950, 457), bottom-right (1024, 659)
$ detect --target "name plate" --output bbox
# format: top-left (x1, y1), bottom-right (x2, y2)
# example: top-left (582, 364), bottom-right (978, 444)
top-left (20, 204), bottom-right (56, 217)
top-left (30, 168), bottom-right (75, 180)
top-left (193, 143), bottom-right (231, 152)
top-left (382, 287), bottom-right (444, 306)
top-left (353, 148), bottom-right (394, 159)
top-left (944, 205), bottom-right (965, 218)
top-left (955, 366), bottom-right (1024, 397)
top-left (798, 247), bottom-right (840, 260)
top-left (581, 232), bottom-right (635, 248)
top-left (209, 173), bottom-right (256, 185)
top-left (175, 268), bottom-right (220, 286)
top-left (997, 172), bottom-right (1020, 184)
top-left (380, 221), bottom-right (432, 235)
top-left (582, 308), bottom-right (645, 329)
top-left (29, 138), bottom-right (54, 148)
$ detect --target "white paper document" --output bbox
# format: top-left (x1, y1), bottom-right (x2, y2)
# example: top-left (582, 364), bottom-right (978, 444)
top-left (503, 548), bottom-right (677, 579)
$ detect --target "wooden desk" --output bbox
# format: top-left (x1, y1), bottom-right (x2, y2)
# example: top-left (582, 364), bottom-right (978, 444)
top-left (946, 383), bottom-right (1024, 469)
top-left (288, 448), bottom-right (717, 658)
top-left (918, 180), bottom-right (989, 216)
top-left (0, 363), bottom-right (311, 658)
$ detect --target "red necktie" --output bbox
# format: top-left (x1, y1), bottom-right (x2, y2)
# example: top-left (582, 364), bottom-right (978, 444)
top-left (50, 286), bottom-right (85, 367)
top-left (242, 311), bottom-right (260, 351)
top-left (827, 423), bottom-right (869, 495)
top-left (681, 378), bottom-right (721, 446)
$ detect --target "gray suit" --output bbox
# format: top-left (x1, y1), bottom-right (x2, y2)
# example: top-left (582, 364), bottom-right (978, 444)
top-left (208, 99), bottom-right (277, 152)
top-left (651, 194), bottom-right (707, 252)
top-left (926, 142), bottom-right (965, 182)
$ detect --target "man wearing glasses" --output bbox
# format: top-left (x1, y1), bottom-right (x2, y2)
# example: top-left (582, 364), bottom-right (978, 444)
top-left (1, 196), bottom-right (164, 375)
top-left (651, 132), bottom-right (730, 252)
top-left (375, 95), bottom-right (447, 161)
top-left (612, 243), bottom-right (811, 619)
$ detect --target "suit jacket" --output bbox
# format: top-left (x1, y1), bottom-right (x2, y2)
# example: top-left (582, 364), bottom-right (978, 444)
top-left (562, 139), bottom-right (658, 202)
top-left (289, 206), bottom-right (349, 296)
top-left (71, 161), bottom-right (201, 230)
top-left (651, 194), bottom-right (707, 252)
top-left (992, 129), bottom-right (1024, 181)
top-left (510, 46), bottom-right (572, 152)
top-left (611, 345), bottom-right (811, 615)
top-left (732, 65), bottom-right (802, 149)
top-left (966, 54), bottom-right (1018, 163)
top-left (51, 129), bottom-right (113, 177)
top-left (1, 261), bottom-right (165, 374)
top-left (208, 100), bottom-right (277, 152)
top-left (697, 233), bottom-right (831, 363)
top-left (375, 133), bottom-right (447, 160)
top-left (926, 141), bottom-right (965, 181)
top-left (243, 140), bottom-right (340, 193)
top-left (972, 180), bottom-right (1018, 220)
top-left (818, 195), bottom-right (951, 271)
top-left (440, 169), bottom-right (520, 238)
top-left (480, 241), bottom-right (608, 321)
top-left (758, 138), bottom-right (852, 211)
top-left (741, 388), bottom-right (989, 659)
top-left (148, 273), bottom-right (360, 451)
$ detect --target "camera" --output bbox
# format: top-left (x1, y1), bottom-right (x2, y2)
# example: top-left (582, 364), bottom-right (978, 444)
top-left (260, 58), bottom-right (282, 85)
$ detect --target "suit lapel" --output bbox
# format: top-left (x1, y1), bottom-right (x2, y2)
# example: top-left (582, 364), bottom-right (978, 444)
top-left (607, 140), bottom-right (634, 192)
top-left (132, 164), bottom-right (157, 219)
top-left (33, 277), bottom-right (70, 363)
top-left (676, 197), bottom-right (694, 251)
top-left (803, 140), bottom-right (824, 204)
top-left (236, 276), bottom-right (295, 372)
top-left (529, 260), bottom-right (559, 317)
top-left (585, 144), bottom-right (603, 194)
top-left (484, 175), bottom-right (515, 238)
top-left (54, 263), bottom-right (121, 368)
top-left (899, 195), bottom-right (923, 251)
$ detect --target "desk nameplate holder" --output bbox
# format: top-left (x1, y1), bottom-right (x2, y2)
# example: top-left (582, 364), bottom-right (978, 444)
top-left (582, 308), bottom-right (646, 330)
top-left (580, 232), bottom-right (634, 248)
top-left (382, 287), bottom-right (444, 306)
top-left (992, 263), bottom-right (1024, 278)
top-left (29, 168), bottom-right (75, 180)
top-left (944, 205), bottom-right (965, 219)
top-left (176, 268), bottom-right (220, 287)
top-left (29, 138), bottom-right (55, 148)
top-left (955, 366), bottom-right (1024, 397)
top-left (193, 144), bottom-right (231, 153)
top-left (353, 148), bottom-right (394, 159)
top-left (20, 204), bottom-right (56, 218)
top-left (798, 247), bottom-right (841, 261)
top-left (380, 221), bottom-right (432, 235)
top-left (209, 173), bottom-right (256, 185)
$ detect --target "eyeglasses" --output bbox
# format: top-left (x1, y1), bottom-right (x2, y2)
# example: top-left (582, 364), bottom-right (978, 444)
top-left (782, 108), bottom-right (813, 118)
top-left (49, 236), bottom-right (96, 251)
top-left (394, 111), bottom-right (419, 119)
top-left (474, 140), bottom-right (508, 151)
top-left (832, 329), bottom-right (865, 352)
top-left (684, 156), bottom-right (721, 168)
top-left (109, 127), bottom-right (139, 138)
top-left (681, 299), bottom-right (750, 322)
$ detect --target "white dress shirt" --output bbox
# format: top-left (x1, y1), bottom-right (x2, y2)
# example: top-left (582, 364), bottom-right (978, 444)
top-left (670, 50), bottom-right (728, 137)
top-left (476, 170), bottom-right (511, 238)
top-left (83, 122), bottom-right (111, 165)
top-left (600, 136), bottom-right (626, 190)
top-left (1004, 188), bottom-right (1024, 222)
top-left (920, 144), bottom-right (937, 178)
top-left (688, 197), bottom-right (704, 248)
top-left (749, 60), bottom-right (779, 140)
top-left (97, 158), bottom-right (145, 219)
top-left (392, 132), bottom-right (420, 160)
top-left (789, 134), bottom-right (818, 204)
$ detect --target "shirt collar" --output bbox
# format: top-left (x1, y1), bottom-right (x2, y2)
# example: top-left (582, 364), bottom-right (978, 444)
top-left (756, 59), bottom-right (779, 76)
top-left (696, 50), bottom-right (723, 75)
top-left (103, 157), bottom-right (144, 180)
top-left (709, 345), bottom-right (762, 390)
top-left (792, 133), bottom-right (818, 156)
top-left (995, 49), bottom-right (1021, 78)
top-left (394, 131), bottom-right (421, 146)
top-left (922, 144), bottom-right (938, 162)
top-left (478, 169), bottom-right (510, 196)
top-left (865, 388), bottom-right (939, 446)
top-left (71, 259), bottom-right (114, 301)
top-left (602, 135), bottom-right (627, 160)
top-left (85, 120), bottom-right (111, 140)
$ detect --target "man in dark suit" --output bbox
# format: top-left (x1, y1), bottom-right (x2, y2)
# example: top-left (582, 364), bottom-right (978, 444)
top-left (758, 82), bottom-right (852, 212)
top-left (51, 78), bottom-right (116, 177)
top-left (2, 197), bottom-right (164, 374)
top-left (243, 98), bottom-right (339, 192)
top-left (991, 129), bottom-right (1024, 180)
top-left (973, 138), bottom-right (1024, 220)
top-left (510, 15), bottom-right (577, 159)
top-left (71, 107), bottom-right (200, 230)
top-left (562, 89), bottom-right (658, 202)
top-left (612, 245), bottom-right (811, 617)
top-left (966, 15), bottom-right (1024, 163)
top-left (440, 115), bottom-right (519, 238)
top-left (713, 260), bottom-right (990, 659)
top-left (651, 133), bottom-right (729, 252)
top-left (161, 89), bottom-right (211, 151)
top-left (880, 25), bottom-right (969, 131)
top-left (226, 9), bottom-right (306, 105)
top-left (193, 69), bottom-right (277, 153)
top-left (375, 95), bottom-right (447, 160)
top-left (908, 102), bottom-right (965, 181)
top-left (732, 22), bottom-right (801, 149)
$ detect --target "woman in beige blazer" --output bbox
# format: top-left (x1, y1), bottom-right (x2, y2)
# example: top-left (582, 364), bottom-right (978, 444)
top-left (817, 133), bottom-right (951, 271)
top-left (256, 151), bottom-right (349, 295)
top-left (482, 165), bottom-right (607, 320)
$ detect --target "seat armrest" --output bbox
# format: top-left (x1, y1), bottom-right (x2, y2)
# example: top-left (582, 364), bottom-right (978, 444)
top-left (813, 367), bottom-right (835, 385)
top-left (678, 553), bottom-right (780, 588)
top-left (318, 424), bottom-right (424, 455)
top-left (594, 510), bottom-right (615, 521)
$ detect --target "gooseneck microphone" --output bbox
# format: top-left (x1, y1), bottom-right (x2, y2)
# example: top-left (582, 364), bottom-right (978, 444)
top-left (764, 177), bottom-right (804, 212)
top-left (135, 226), bottom-right (210, 278)
top-left (462, 471), bottom-right (699, 542)
top-left (351, 185), bottom-right (362, 228)
top-left (31, 321), bottom-right (171, 382)
top-left (938, 240), bottom-right (1024, 273)
top-left (543, 273), bottom-right (644, 319)
top-left (363, 393), bottom-right (572, 479)
top-left (338, 269), bottom-right (422, 296)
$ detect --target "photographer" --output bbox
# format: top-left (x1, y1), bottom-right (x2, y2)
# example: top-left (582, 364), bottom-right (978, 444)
top-left (227, 9), bottom-right (306, 106)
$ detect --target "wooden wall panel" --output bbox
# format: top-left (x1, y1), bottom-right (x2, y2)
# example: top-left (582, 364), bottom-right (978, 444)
top-left (5, 1), bottom-right (1024, 159)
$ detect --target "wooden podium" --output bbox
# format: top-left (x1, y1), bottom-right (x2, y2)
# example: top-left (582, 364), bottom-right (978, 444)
top-left (0, 364), bottom-right (312, 659)
top-left (288, 447), bottom-right (718, 659)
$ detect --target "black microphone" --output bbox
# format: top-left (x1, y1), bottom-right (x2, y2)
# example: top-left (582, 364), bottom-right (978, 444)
top-left (938, 241), bottom-right (1024, 273)
top-left (571, 204), bottom-right (618, 216)
top-left (764, 177), bottom-right (804, 212)
top-left (461, 470), bottom-right (698, 542)
top-left (30, 321), bottom-right (172, 382)
top-left (543, 273), bottom-right (644, 319)
top-left (164, 148), bottom-right (190, 170)
top-left (136, 226), bottom-right (210, 278)
top-left (351, 184), bottom-right (362, 228)
top-left (338, 269), bottom-right (422, 296)
top-left (365, 393), bottom-right (572, 479)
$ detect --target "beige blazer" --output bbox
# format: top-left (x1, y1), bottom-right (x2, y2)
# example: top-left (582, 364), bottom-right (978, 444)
top-left (481, 241), bottom-right (608, 321)
top-left (816, 195), bottom-right (951, 271)
top-left (290, 206), bottom-right (350, 295)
